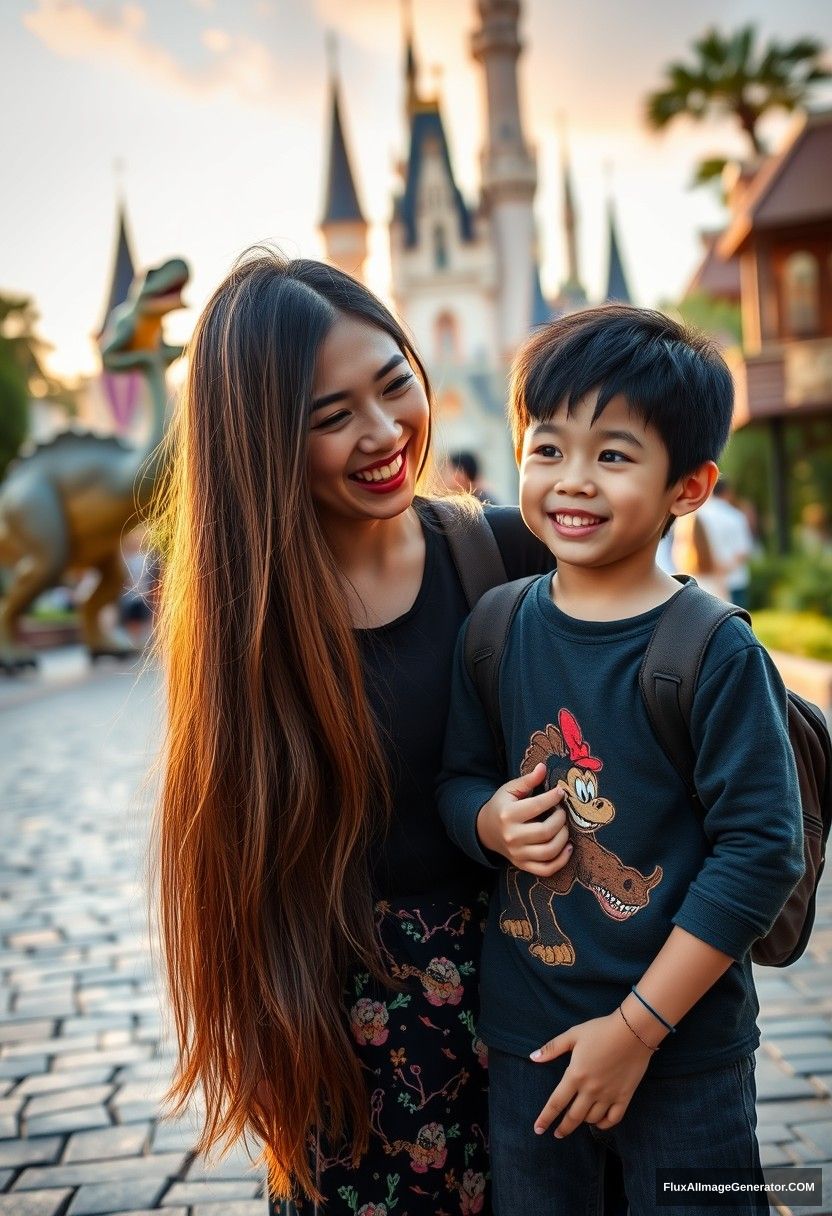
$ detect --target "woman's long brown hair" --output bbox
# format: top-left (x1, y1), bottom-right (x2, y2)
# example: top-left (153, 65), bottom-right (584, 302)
top-left (153, 252), bottom-right (436, 1200)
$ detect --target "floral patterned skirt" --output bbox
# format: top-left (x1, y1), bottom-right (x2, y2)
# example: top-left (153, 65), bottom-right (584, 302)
top-left (269, 888), bottom-right (492, 1216)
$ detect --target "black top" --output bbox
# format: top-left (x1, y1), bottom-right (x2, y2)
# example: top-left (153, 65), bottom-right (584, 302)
top-left (357, 501), bottom-right (552, 900)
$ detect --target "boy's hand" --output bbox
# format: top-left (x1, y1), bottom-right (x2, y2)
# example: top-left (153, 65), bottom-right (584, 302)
top-left (531, 1011), bottom-right (656, 1136)
top-left (476, 762), bottom-right (572, 877)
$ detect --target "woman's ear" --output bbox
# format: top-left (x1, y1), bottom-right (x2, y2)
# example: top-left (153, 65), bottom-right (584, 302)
top-left (668, 460), bottom-right (720, 520)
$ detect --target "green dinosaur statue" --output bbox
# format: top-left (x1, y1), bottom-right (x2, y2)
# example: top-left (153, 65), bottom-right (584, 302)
top-left (0, 258), bottom-right (189, 671)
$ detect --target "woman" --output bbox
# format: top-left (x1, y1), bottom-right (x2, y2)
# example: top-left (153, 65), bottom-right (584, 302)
top-left (154, 252), bottom-right (556, 1213)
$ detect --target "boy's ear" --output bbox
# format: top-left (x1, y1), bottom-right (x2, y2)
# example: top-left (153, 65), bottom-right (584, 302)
top-left (668, 460), bottom-right (720, 519)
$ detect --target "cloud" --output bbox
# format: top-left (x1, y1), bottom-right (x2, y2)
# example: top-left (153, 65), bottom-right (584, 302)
top-left (21, 0), bottom-right (310, 106)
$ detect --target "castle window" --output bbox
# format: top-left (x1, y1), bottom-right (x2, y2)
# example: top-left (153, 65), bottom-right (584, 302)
top-left (434, 311), bottom-right (460, 362)
top-left (434, 224), bottom-right (449, 270)
top-left (784, 252), bottom-right (820, 336)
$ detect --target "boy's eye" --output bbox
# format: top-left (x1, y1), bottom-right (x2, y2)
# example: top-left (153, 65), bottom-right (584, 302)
top-left (383, 372), bottom-right (414, 395)
top-left (535, 444), bottom-right (561, 459)
top-left (312, 410), bottom-right (350, 430)
top-left (599, 450), bottom-right (631, 464)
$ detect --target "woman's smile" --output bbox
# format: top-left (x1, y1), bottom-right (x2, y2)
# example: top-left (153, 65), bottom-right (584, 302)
top-left (349, 443), bottom-right (409, 492)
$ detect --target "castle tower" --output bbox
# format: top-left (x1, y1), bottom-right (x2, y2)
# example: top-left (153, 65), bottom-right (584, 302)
top-left (319, 42), bottom-right (368, 282)
top-left (471, 0), bottom-right (538, 357)
top-left (604, 195), bottom-right (632, 303)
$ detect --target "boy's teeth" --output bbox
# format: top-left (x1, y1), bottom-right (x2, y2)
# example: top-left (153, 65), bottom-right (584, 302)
top-left (354, 453), bottom-right (404, 483)
top-left (556, 513), bottom-right (600, 527)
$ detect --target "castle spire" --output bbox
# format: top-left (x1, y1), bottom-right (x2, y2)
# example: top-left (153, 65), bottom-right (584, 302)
top-left (319, 35), bottom-right (368, 281)
top-left (402, 0), bottom-right (420, 117)
top-left (99, 189), bottom-right (136, 335)
top-left (604, 176), bottom-right (632, 303)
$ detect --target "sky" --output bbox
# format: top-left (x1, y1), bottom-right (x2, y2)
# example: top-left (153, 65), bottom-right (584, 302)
top-left (2, 0), bottom-right (832, 379)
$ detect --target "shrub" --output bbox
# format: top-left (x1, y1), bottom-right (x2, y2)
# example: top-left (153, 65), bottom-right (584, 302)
top-left (751, 611), bottom-right (832, 663)
top-left (747, 551), bottom-right (832, 615)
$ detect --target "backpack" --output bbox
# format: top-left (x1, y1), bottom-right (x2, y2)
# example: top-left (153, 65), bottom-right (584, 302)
top-left (463, 574), bottom-right (832, 969)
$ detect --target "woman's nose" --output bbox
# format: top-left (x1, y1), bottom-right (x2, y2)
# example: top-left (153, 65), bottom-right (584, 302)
top-left (358, 404), bottom-right (403, 452)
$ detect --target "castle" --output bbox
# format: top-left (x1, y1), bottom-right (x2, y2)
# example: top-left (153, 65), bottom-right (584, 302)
top-left (319, 0), bottom-right (632, 498)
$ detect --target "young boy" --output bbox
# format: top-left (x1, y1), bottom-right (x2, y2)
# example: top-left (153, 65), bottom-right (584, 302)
top-left (437, 306), bottom-right (804, 1215)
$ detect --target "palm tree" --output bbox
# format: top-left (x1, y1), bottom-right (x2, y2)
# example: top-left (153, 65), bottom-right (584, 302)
top-left (646, 26), bottom-right (830, 183)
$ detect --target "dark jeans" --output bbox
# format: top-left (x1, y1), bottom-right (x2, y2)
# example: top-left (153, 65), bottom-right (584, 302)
top-left (489, 1047), bottom-right (768, 1216)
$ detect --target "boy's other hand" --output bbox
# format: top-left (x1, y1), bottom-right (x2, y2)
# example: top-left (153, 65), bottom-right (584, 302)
top-left (530, 1012), bottom-right (656, 1137)
top-left (476, 762), bottom-right (572, 877)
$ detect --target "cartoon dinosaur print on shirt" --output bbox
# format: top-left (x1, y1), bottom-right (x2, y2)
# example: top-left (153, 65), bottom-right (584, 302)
top-left (501, 709), bottom-right (662, 966)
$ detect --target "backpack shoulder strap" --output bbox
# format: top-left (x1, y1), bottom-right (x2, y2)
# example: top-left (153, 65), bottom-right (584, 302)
top-left (429, 498), bottom-right (508, 610)
top-left (464, 576), bottom-right (538, 765)
top-left (639, 578), bottom-right (751, 796)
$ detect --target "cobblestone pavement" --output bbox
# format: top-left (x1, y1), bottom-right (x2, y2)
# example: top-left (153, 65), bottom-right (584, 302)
top-left (1, 651), bottom-right (831, 1215)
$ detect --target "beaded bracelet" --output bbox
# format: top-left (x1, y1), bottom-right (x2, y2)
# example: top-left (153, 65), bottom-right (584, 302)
top-left (631, 985), bottom-right (676, 1034)
top-left (618, 1004), bottom-right (659, 1052)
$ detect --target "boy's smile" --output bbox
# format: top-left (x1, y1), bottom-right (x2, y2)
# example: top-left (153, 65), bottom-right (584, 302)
top-left (519, 391), bottom-right (683, 580)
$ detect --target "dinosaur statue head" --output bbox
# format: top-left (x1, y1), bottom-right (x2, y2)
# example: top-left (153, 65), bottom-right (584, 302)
top-left (132, 258), bottom-right (189, 316)
top-left (100, 257), bottom-right (190, 368)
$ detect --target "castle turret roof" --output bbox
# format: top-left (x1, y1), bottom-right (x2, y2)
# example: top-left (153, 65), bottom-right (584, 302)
top-left (604, 199), bottom-right (632, 303)
top-left (99, 201), bottom-right (136, 334)
top-left (395, 103), bottom-right (473, 248)
top-left (321, 74), bottom-right (366, 226)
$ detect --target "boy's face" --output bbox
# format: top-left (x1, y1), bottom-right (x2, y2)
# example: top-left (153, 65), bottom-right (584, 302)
top-left (519, 391), bottom-right (684, 571)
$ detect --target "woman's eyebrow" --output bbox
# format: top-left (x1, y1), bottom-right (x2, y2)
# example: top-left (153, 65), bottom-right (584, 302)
top-left (310, 353), bottom-right (407, 412)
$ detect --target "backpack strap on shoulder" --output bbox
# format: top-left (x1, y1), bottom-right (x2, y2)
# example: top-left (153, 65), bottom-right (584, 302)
top-left (464, 576), bottom-right (538, 766)
top-left (429, 497), bottom-right (508, 610)
top-left (639, 578), bottom-right (751, 798)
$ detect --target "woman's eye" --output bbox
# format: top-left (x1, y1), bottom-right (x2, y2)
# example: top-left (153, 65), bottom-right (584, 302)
top-left (599, 450), bottom-right (630, 464)
top-left (312, 410), bottom-right (350, 430)
top-left (383, 372), bottom-right (414, 395)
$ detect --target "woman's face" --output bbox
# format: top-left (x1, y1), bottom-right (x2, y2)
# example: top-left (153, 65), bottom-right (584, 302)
top-left (307, 314), bottom-right (430, 526)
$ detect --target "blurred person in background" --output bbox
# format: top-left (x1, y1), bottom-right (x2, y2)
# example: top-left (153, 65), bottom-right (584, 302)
top-left (443, 449), bottom-right (500, 504)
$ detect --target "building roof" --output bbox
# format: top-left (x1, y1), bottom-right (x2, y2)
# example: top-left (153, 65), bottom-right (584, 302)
top-left (321, 76), bottom-right (366, 226)
top-left (604, 199), bottom-right (632, 303)
top-left (394, 103), bottom-right (474, 248)
top-left (719, 109), bottom-right (832, 258)
top-left (683, 231), bottom-right (741, 303)
top-left (99, 201), bottom-right (136, 334)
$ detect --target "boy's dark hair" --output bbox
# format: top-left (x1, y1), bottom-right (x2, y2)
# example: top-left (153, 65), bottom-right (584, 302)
top-left (509, 305), bottom-right (734, 485)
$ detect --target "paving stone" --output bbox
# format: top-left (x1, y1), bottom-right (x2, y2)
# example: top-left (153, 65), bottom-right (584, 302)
top-left (757, 1099), bottom-right (832, 1125)
top-left (192, 1204), bottom-right (266, 1216)
top-left (0, 1056), bottom-right (48, 1080)
top-left (14, 1152), bottom-right (188, 1190)
top-left (52, 1045), bottom-right (151, 1072)
top-left (62, 1122), bottom-right (152, 1163)
top-left (0, 1114), bottom-right (16, 1139)
top-left (67, 1178), bottom-right (168, 1215)
top-left (0, 1191), bottom-right (73, 1215)
top-left (0, 1169), bottom-right (12, 1189)
top-left (756, 1122), bottom-right (793, 1144)
top-left (787, 1055), bottom-right (832, 1077)
top-left (24, 1084), bottom-right (114, 1118)
top-left (770, 1036), bottom-right (832, 1059)
top-left (0, 1022), bottom-right (55, 1045)
top-left (185, 1147), bottom-right (263, 1181)
top-left (793, 1119), bottom-right (832, 1157)
top-left (25, 1103), bottom-right (112, 1137)
top-left (161, 1180), bottom-right (261, 1204)
top-left (0, 1137), bottom-right (63, 1168)
top-left (6, 930), bottom-right (62, 950)
top-left (12, 1068), bottom-right (114, 1097)
top-left (762, 1018), bottom-right (832, 1039)
top-left (2, 1035), bottom-right (98, 1060)
top-left (150, 1120), bottom-right (198, 1153)
top-left (11, 1000), bottom-right (76, 1019)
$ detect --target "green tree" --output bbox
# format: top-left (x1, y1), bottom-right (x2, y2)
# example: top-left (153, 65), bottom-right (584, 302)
top-left (0, 293), bottom-right (78, 479)
top-left (645, 26), bottom-right (830, 184)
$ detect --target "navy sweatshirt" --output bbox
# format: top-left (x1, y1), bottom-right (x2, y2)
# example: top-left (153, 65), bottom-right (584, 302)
top-left (437, 575), bottom-right (804, 1075)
